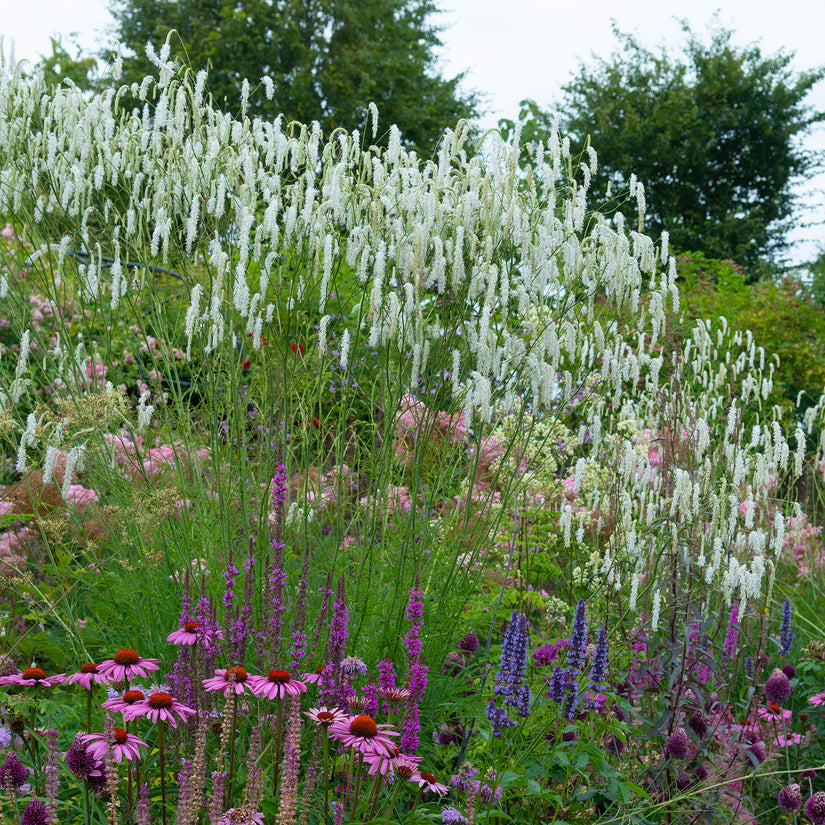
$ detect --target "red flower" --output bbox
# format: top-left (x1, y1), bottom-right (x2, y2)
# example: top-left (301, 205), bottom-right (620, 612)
top-left (291, 342), bottom-right (304, 354)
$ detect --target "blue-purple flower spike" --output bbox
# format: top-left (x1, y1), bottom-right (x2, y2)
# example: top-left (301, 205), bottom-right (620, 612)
top-left (568, 599), bottom-right (588, 672)
top-left (588, 626), bottom-right (608, 692)
top-left (780, 600), bottom-right (794, 656)
top-left (487, 611), bottom-right (530, 736)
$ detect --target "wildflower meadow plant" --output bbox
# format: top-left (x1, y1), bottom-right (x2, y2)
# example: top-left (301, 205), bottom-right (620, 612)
top-left (0, 42), bottom-right (824, 824)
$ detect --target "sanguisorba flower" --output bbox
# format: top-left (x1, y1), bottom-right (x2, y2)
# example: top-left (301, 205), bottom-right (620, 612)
top-left (304, 706), bottom-right (347, 727)
top-left (102, 689), bottom-right (146, 718)
top-left (66, 664), bottom-right (111, 690)
top-left (329, 714), bottom-right (400, 757)
top-left (167, 621), bottom-right (222, 647)
top-left (203, 667), bottom-right (252, 695)
top-left (98, 650), bottom-right (161, 682)
top-left (129, 692), bottom-right (196, 729)
top-left (81, 728), bottom-right (148, 762)
top-left (247, 670), bottom-right (308, 700)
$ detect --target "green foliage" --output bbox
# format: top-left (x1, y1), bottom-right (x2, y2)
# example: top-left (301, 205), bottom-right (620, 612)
top-left (677, 251), bottom-right (825, 413)
top-left (33, 36), bottom-right (100, 92)
top-left (503, 21), bottom-right (825, 268)
top-left (107, 0), bottom-right (479, 156)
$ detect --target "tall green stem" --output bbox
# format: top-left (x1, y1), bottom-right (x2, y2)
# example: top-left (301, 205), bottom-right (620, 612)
top-left (273, 695), bottom-right (284, 800)
top-left (227, 692), bottom-right (238, 808)
top-left (158, 720), bottom-right (168, 825)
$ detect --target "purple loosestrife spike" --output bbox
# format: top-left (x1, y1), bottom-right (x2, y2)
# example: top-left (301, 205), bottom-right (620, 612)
top-left (320, 578), bottom-right (349, 707)
top-left (403, 579), bottom-right (425, 663)
top-left (400, 578), bottom-right (429, 752)
top-left (780, 599), bottom-right (794, 655)
top-left (744, 655), bottom-right (754, 679)
top-left (722, 602), bottom-right (739, 659)
top-left (568, 600), bottom-right (588, 672)
top-left (377, 658), bottom-right (397, 716)
top-left (400, 659), bottom-right (429, 752)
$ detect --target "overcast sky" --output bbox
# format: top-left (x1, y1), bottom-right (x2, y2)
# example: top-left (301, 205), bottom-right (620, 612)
top-left (2, 0), bottom-right (824, 261)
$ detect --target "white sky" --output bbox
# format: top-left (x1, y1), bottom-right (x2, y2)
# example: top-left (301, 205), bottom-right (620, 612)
top-left (2, 0), bottom-right (824, 263)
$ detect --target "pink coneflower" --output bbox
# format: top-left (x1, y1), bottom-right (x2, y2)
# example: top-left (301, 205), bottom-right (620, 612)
top-left (363, 748), bottom-right (421, 779)
top-left (129, 692), bottom-right (196, 728)
top-left (166, 621), bottom-right (222, 647)
top-left (217, 810), bottom-right (264, 825)
top-left (203, 667), bottom-right (252, 695)
top-left (758, 704), bottom-right (793, 722)
top-left (81, 728), bottom-right (148, 762)
top-left (98, 649), bottom-right (161, 682)
top-left (416, 770), bottom-right (450, 796)
top-left (810, 691), bottom-right (825, 707)
top-left (247, 670), bottom-right (308, 700)
top-left (102, 689), bottom-right (146, 717)
top-left (66, 664), bottom-right (112, 690)
top-left (304, 706), bottom-right (347, 727)
top-left (329, 714), bottom-right (400, 757)
top-left (774, 731), bottom-right (805, 748)
top-left (301, 667), bottom-right (325, 685)
top-left (0, 667), bottom-right (66, 687)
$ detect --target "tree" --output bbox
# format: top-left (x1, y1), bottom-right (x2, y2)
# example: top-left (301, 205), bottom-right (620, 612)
top-left (34, 36), bottom-right (100, 92)
top-left (502, 22), bottom-right (825, 269)
top-left (107, 0), bottom-right (479, 157)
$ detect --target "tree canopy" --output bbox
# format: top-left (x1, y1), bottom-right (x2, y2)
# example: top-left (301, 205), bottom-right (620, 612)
top-left (107, 0), bottom-right (479, 157)
top-left (502, 22), bottom-right (825, 269)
